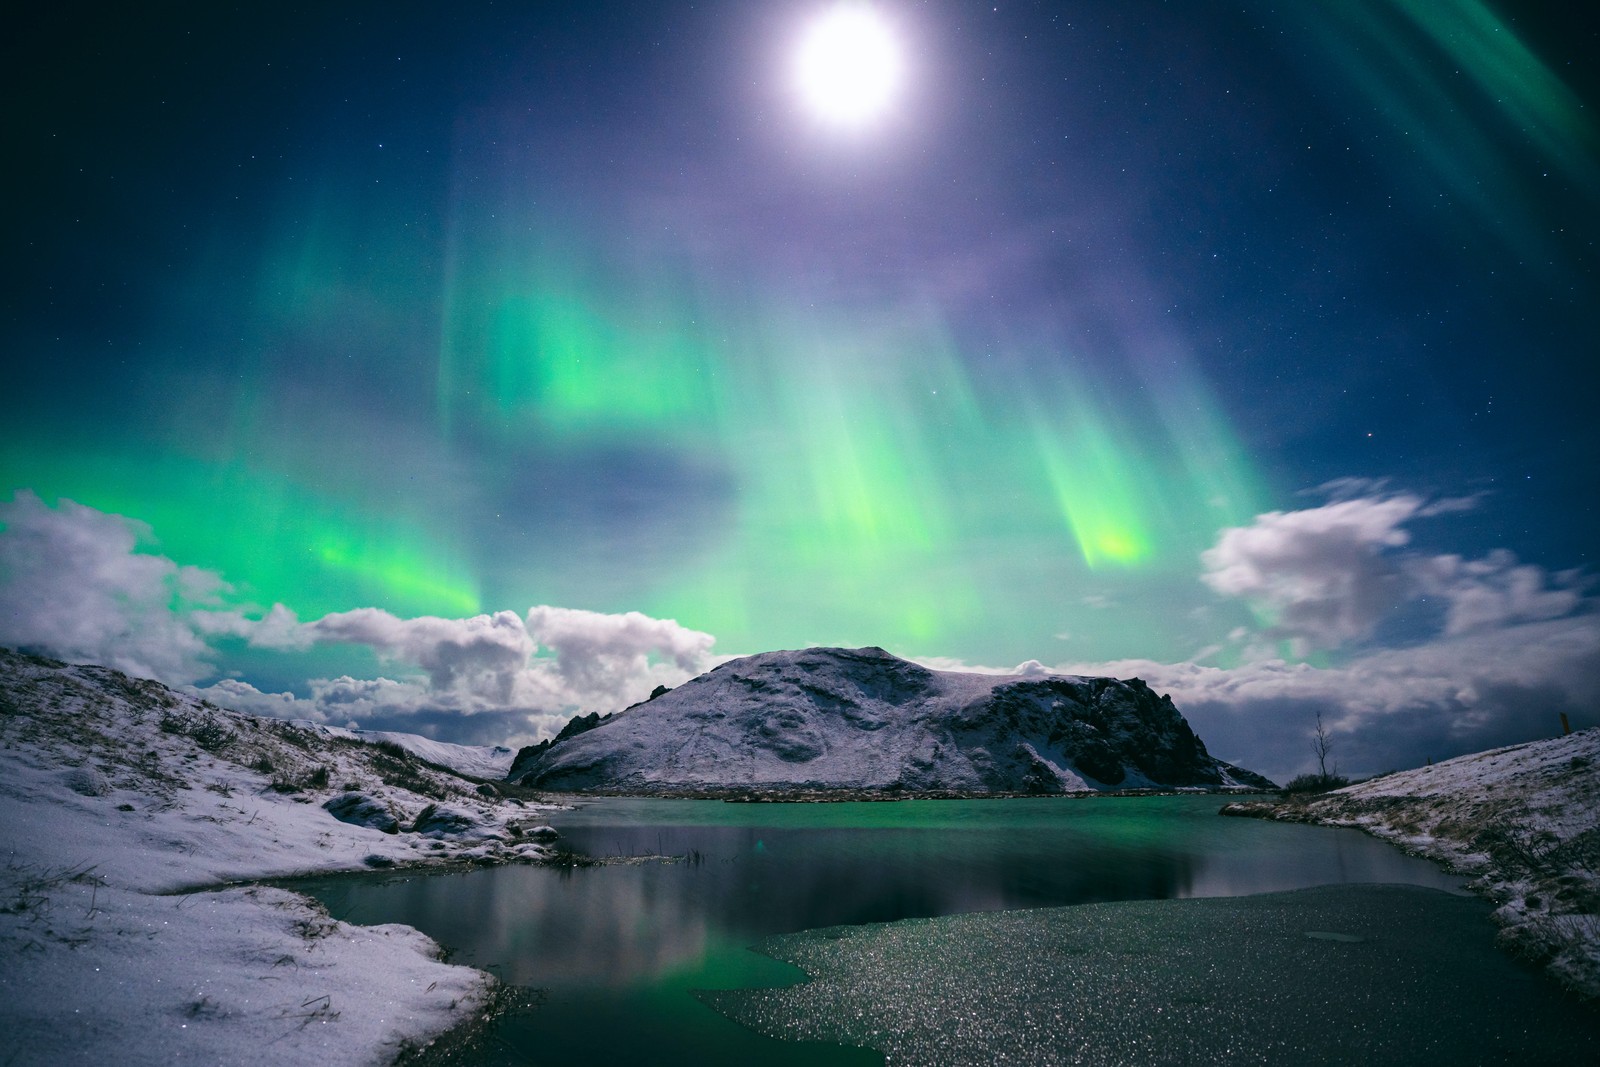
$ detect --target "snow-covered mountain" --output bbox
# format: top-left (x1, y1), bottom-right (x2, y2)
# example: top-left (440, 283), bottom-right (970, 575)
top-left (510, 646), bottom-right (1273, 793)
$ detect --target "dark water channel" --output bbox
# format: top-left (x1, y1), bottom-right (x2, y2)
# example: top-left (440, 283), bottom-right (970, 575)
top-left (299, 796), bottom-right (1476, 1065)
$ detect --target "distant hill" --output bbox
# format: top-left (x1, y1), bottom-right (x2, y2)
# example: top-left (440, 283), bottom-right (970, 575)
top-left (509, 646), bottom-right (1274, 794)
top-left (303, 724), bottom-right (517, 780)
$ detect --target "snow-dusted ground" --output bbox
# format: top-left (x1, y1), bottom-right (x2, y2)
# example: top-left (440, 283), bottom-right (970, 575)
top-left (1222, 728), bottom-right (1600, 998)
top-left (0, 648), bottom-right (559, 1065)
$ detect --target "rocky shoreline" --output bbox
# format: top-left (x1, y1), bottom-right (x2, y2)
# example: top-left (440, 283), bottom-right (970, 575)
top-left (543, 785), bottom-right (1275, 802)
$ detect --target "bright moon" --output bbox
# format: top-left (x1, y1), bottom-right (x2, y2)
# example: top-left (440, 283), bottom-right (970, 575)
top-left (794, 5), bottom-right (904, 129)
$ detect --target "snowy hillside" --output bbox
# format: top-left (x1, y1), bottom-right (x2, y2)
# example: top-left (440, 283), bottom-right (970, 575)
top-left (1223, 729), bottom-right (1600, 998)
top-left (511, 646), bottom-right (1273, 794)
top-left (309, 724), bottom-right (517, 779)
top-left (0, 648), bottom-right (559, 1065)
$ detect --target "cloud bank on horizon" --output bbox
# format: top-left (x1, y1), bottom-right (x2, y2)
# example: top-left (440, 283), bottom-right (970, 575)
top-left (2, 487), bottom-right (1592, 783)
top-left (0, 490), bottom-right (717, 747)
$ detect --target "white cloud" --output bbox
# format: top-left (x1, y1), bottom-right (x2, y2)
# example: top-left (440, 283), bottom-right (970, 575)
top-left (1182, 489), bottom-right (1597, 778)
top-left (1058, 613), bottom-right (1600, 784)
top-left (201, 605), bottom-right (718, 736)
top-left (921, 487), bottom-right (1598, 784)
top-left (195, 677), bottom-right (312, 718)
top-left (295, 607), bottom-right (535, 702)
top-left (1409, 550), bottom-right (1585, 635)
top-left (0, 491), bottom-right (221, 683)
top-left (189, 675), bottom-right (570, 750)
top-left (226, 604), bottom-right (718, 718)
top-left (911, 655), bottom-right (1020, 676)
top-left (212, 603), bottom-right (716, 716)
top-left (1, 492), bottom-right (716, 738)
top-left (1201, 491), bottom-right (1587, 653)
top-left (193, 602), bottom-right (303, 647)
top-left (9, 486), bottom-right (1592, 775)
top-left (1200, 493), bottom-right (1423, 649)
top-left (526, 604), bottom-right (714, 692)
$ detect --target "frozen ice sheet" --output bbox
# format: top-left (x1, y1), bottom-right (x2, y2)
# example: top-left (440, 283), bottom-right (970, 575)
top-left (706, 885), bottom-right (1600, 1065)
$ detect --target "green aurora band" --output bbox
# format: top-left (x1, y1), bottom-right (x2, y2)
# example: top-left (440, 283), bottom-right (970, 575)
top-left (0, 204), bottom-right (1269, 664)
top-left (426, 221), bottom-right (1267, 658)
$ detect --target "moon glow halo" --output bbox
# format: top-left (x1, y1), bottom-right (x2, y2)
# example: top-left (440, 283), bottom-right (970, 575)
top-left (794, 5), bottom-right (905, 129)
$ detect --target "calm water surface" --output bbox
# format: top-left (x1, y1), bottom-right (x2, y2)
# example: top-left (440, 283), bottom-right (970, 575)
top-left (300, 795), bottom-right (1465, 1065)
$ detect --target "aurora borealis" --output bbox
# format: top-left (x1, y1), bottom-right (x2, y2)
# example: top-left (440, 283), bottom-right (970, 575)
top-left (4, 1), bottom-right (1596, 780)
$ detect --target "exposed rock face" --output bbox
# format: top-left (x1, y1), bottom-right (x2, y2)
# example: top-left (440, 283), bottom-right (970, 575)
top-left (62, 766), bottom-right (113, 797)
top-left (323, 791), bottom-right (402, 834)
top-left (409, 803), bottom-right (482, 837)
top-left (510, 646), bottom-right (1274, 794)
top-left (507, 710), bottom-right (612, 781)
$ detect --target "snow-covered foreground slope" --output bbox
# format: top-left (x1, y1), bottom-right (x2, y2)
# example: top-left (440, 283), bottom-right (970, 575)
top-left (0, 648), bottom-right (559, 1065)
top-left (1222, 728), bottom-right (1600, 998)
top-left (512, 646), bottom-right (1274, 794)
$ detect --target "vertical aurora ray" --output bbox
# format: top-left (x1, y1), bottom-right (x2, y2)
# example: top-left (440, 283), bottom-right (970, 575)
top-left (0, 166), bottom-right (487, 623)
top-left (1025, 387), bottom-right (1155, 568)
top-left (740, 319), bottom-right (952, 561)
top-left (1388, 0), bottom-right (1593, 175)
top-left (667, 175), bottom-right (1259, 640)
top-left (1276, 0), bottom-right (1597, 265)
top-left (717, 309), bottom-right (985, 646)
top-left (477, 287), bottom-right (723, 432)
top-left (2, 0), bottom-right (1590, 718)
top-left (1129, 338), bottom-right (1266, 539)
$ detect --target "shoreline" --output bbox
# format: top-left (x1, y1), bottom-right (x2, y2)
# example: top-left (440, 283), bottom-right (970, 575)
top-left (1220, 728), bottom-right (1600, 999)
top-left (536, 785), bottom-right (1276, 803)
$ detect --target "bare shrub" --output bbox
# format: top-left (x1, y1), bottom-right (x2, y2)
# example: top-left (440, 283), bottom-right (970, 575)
top-left (1282, 772), bottom-right (1350, 795)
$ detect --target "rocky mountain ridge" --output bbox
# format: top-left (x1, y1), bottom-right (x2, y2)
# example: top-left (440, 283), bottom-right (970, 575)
top-left (510, 646), bottom-right (1273, 794)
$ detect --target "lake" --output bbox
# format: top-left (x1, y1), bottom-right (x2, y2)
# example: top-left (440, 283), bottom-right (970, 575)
top-left (295, 794), bottom-right (1516, 1064)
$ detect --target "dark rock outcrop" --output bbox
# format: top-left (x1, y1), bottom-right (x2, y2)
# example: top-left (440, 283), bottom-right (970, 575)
top-left (323, 791), bottom-right (402, 834)
top-left (507, 709), bottom-right (614, 781)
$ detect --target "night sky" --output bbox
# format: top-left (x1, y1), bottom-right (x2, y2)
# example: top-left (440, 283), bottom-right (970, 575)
top-left (4, 1), bottom-right (1596, 781)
